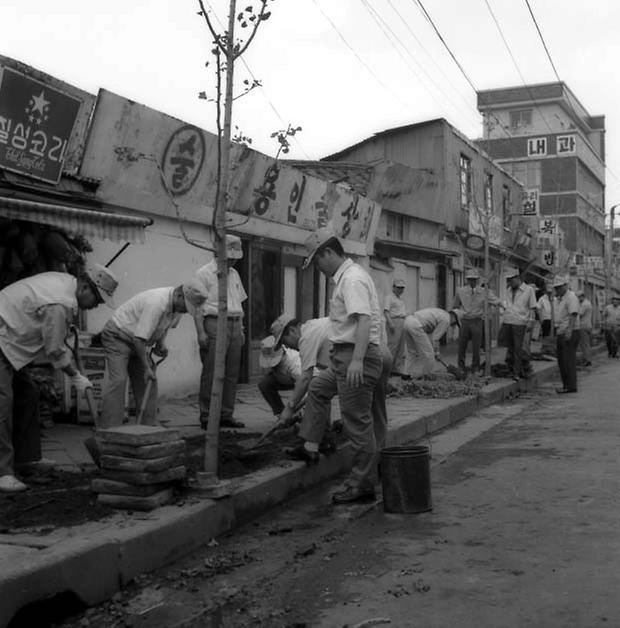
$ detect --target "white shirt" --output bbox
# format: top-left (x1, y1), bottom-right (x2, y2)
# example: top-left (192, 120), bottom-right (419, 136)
top-left (554, 290), bottom-right (580, 335)
top-left (578, 298), bottom-right (593, 330)
top-left (329, 259), bottom-right (381, 345)
top-left (0, 272), bottom-right (77, 370)
top-left (384, 292), bottom-right (407, 318)
top-left (412, 308), bottom-right (450, 346)
top-left (278, 348), bottom-right (302, 380)
top-left (299, 317), bottom-right (332, 372)
top-left (537, 294), bottom-right (552, 321)
top-left (503, 283), bottom-right (537, 326)
top-left (195, 259), bottom-right (247, 317)
top-left (111, 287), bottom-right (181, 345)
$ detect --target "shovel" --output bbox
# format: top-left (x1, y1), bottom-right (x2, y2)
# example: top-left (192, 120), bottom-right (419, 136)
top-left (239, 422), bottom-right (281, 457)
top-left (435, 356), bottom-right (467, 381)
top-left (136, 349), bottom-right (167, 424)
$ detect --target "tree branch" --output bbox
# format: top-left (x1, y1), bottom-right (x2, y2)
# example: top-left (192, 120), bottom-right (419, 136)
top-left (235, 0), bottom-right (269, 58)
top-left (197, 0), bottom-right (227, 54)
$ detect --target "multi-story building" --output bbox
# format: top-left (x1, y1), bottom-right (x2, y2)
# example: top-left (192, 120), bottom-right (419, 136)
top-left (476, 82), bottom-right (606, 272)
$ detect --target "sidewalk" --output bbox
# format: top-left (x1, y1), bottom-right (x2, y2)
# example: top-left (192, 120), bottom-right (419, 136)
top-left (0, 342), bottom-right (577, 626)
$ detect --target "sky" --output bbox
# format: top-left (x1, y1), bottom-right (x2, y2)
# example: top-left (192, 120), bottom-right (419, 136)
top-left (2, 0), bottom-right (620, 210)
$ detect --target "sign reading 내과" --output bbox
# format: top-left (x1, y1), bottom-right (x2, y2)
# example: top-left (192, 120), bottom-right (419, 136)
top-left (0, 67), bottom-right (81, 184)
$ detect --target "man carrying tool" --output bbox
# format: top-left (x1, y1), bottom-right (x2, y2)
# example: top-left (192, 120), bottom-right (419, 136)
top-left (0, 265), bottom-right (118, 492)
top-left (384, 278), bottom-right (407, 374)
top-left (402, 307), bottom-right (459, 377)
top-left (257, 334), bottom-right (301, 420)
top-left (287, 227), bottom-right (384, 504)
top-left (502, 267), bottom-right (537, 381)
top-left (194, 234), bottom-right (247, 430)
top-left (99, 280), bottom-right (208, 429)
top-left (602, 296), bottom-right (620, 358)
top-left (553, 276), bottom-right (580, 394)
top-left (452, 268), bottom-right (502, 373)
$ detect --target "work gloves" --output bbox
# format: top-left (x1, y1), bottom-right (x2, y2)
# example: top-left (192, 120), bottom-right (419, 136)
top-left (71, 372), bottom-right (93, 394)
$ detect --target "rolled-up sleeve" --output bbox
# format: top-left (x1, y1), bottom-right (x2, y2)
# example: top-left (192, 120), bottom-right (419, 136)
top-left (41, 304), bottom-right (72, 369)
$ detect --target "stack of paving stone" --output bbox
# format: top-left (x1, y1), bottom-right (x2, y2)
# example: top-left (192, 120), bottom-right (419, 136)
top-left (91, 425), bottom-right (186, 511)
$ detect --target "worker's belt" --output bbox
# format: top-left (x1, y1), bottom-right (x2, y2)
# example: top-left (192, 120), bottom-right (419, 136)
top-left (331, 342), bottom-right (355, 350)
top-left (204, 314), bottom-right (243, 320)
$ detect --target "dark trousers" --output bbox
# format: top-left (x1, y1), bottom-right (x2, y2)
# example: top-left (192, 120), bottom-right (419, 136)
top-left (556, 330), bottom-right (579, 391)
top-left (541, 320), bottom-right (552, 338)
top-left (504, 324), bottom-right (531, 378)
top-left (258, 370), bottom-right (296, 416)
top-left (199, 316), bottom-right (244, 420)
top-left (0, 349), bottom-right (41, 476)
top-left (458, 318), bottom-right (483, 370)
top-left (604, 328), bottom-right (620, 357)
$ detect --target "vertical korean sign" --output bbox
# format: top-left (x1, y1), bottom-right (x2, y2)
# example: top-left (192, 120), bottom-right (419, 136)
top-left (0, 67), bottom-right (81, 184)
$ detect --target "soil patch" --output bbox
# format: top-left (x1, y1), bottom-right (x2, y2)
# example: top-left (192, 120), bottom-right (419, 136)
top-left (0, 469), bottom-right (113, 531)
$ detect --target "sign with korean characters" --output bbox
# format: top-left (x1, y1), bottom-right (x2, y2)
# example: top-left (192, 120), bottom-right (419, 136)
top-left (522, 189), bottom-right (539, 216)
top-left (527, 137), bottom-right (547, 157)
top-left (557, 134), bottom-right (576, 155)
top-left (0, 67), bottom-right (81, 183)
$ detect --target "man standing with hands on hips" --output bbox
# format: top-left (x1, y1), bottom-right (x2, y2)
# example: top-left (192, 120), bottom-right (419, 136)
top-left (553, 276), bottom-right (580, 394)
top-left (290, 227), bottom-right (383, 504)
top-left (194, 235), bottom-right (247, 429)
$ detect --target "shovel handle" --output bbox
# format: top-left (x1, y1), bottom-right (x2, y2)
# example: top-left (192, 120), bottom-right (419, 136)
top-left (135, 349), bottom-right (165, 424)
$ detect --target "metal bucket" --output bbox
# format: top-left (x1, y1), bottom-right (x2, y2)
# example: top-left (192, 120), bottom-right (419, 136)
top-left (380, 445), bottom-right (432, 514)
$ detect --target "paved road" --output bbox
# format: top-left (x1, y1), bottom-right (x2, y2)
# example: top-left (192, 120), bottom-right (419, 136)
top-left (61, 360), bottom-right (620, 628)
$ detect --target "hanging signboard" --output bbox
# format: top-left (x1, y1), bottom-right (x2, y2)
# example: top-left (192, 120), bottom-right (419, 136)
top-left (0, 67), bottom-right (81, 184)
top-left (522, 189), bottom-right (539, 216)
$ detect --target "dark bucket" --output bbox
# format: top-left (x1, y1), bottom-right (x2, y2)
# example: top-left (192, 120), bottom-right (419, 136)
top-left (380, 445), bottom-right (432, 514)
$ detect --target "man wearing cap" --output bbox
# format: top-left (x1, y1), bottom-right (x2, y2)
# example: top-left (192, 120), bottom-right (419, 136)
top-left (384, 279), bottom-right (407, 373)
top-left (293, 227), bottom-right (384, 504)
top-left (602, 296), bottom-right (620, 358)
top-left (257, 334), bottom-right (301, 419)
top-left (502, 268), bottom-right (537, 380)
top-left (452, 268), bottom-right (502, 373)
top-left (194, 235), bottom-right (247, 429)
top-left (0, 265), bottom-right (118, 492)
top-left (403, 307), bottom-right (458, 376)
top-left (577, 291), bottom-right (593, 366)
top-left (99, 280), bottom-right (208, 429)
top-left (553, 277), bottom-right (580, 393)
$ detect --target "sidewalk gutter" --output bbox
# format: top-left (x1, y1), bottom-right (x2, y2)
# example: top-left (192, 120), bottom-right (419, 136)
top-left (0, 360), bottom-right (561, 626)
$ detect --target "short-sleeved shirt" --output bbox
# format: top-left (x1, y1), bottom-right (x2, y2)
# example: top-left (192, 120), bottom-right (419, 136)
top-left (0, 272), bottom-right (77, 370)
top-left (329, 259), bottom-right (381, 346)
top-left (195, 259), bottom-right (247, 317)
top-left (384, 293), bottom-right (407, 319)
top-left (413, 308), bottom-right (450, 344)
top-left (578, 298), bottom-right (593, 330)
top-left (111, 287), bottom-right (181, 345)
top-left (453, 285), bottom-right (500, 319)
top-left (299, 317), bottom-right (332, 372)
top-left (503, 282), bottom-right (537, 326)
top-left (278, 348), bottom-right (302, 380)
top-left (555, 290), bottom-right (580, 334)
top-left (603, 304), bottom-right (620, 327)
top-left (537, 294), bottom-right (552, 321)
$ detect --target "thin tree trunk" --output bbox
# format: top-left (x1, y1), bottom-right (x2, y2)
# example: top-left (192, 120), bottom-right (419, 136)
top-left (204, 0), bottom-right (237, 475)
top-left (484, 210), bottom-right (491, 377)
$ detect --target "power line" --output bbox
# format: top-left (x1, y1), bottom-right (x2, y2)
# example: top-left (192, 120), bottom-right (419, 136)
top-left (311, 0), bottom-right (411, 111)
top-left (523, 0), bottom-right (561, 81)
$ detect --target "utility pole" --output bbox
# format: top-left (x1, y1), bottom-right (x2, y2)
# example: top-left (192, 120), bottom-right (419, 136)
top-left (605, 205), bottom-right (618, 305)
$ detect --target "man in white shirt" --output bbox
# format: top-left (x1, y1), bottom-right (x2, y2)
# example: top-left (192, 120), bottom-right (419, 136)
top-left (576, 290), bottom-right (593, 366)
top-left (536, 286), bottom-right (553, 338)
top-left (257, 333), bottom-right (301, 419)
top-left (194, 235), bottom-right (247, 429)
top-left (602, 296), bottom-right (620, 358)
top-left (99, 280), bottom-right (207, 429)
top-left (403, 307), bottom-right (458, 376)
top-left (0, 265), bottom-right (118, 493)
top-left (290, 228), bottom-right (384, 504)
top-left (553, 276), bottom-right (580, 394)
top-left (502, 267), bottom-right (537, 380)
top-left (384, 278), bottom-right (407, 372)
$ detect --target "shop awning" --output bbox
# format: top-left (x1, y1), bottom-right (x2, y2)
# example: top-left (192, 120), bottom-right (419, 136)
top-left (0, 196), bottom-right (153, 243)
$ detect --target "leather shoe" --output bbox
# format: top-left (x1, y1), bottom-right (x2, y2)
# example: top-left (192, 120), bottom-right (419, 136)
top-left (319, 435), bottom-right (337, 455)
top-left (332, 485), bottom-right (376, 504)
top-left (220, 417), bottom-right (245, 429)
top-left (285, 444), bottom-right (319, 466)
top-left (556, 387), bottom-right (577, 394)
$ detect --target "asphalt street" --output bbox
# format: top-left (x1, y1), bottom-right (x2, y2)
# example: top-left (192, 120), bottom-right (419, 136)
top-left (60, 359), bottom-right (620, 628)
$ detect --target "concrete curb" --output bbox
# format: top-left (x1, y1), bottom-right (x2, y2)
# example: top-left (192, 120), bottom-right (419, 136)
top-left (0, 360), bottom-right (562, 626)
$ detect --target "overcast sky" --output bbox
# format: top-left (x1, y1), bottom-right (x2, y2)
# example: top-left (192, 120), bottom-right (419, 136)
top-left (2, 0), bottom-right (620, 209)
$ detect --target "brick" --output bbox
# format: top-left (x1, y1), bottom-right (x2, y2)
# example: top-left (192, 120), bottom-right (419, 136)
top-left (97, 425), bottom-right (179, 446)
top-left (100, 454), bottom-right (185, 473)
top-left (100, 439), bottom-right (185, 459)
top-left (97, 488), bottom-right (174, 511)
top-left (101, 466), bottom-right (186, 485)
top-left (91, 478), bottom-right (169, 497)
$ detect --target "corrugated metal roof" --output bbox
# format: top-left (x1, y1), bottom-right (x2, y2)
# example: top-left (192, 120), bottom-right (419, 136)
top-left (284, 160), bottom-right (373, 196)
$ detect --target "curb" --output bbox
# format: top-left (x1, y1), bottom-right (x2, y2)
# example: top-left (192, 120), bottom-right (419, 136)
top-left (1, 359), bottom-right (562, 625)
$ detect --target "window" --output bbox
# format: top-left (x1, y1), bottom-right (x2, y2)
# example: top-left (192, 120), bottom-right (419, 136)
top-left (385, 211), bottom-right (405, 240)
top-left (502, 185), bottom-right (511, 227)
top-left (506, 161), bottom-right (541, 188)
top-left (509, 109), bottom-right (533, 129)
top-left (484, 173), bottom-right (493, 213)
top-left (459, 154), bottom-right (472, 209)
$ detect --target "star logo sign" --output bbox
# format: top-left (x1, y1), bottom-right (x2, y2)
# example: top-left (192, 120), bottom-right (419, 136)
top-left (25, 90), bottom-right (50, 126)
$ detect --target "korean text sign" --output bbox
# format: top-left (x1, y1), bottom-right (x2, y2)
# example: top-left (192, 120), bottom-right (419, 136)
top-left (0, 67), bottom-right (81, 184)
